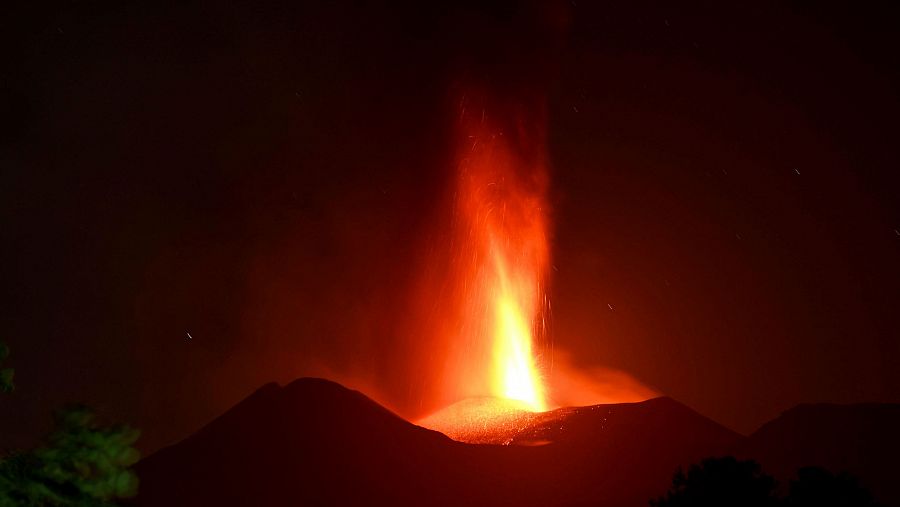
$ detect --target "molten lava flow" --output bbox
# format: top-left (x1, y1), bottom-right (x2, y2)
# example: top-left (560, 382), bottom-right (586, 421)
top-left (451, 103), bottom-right (551, 413)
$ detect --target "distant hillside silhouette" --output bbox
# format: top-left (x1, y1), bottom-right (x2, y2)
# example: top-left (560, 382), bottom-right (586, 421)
top-left (735, 403), bottom-right (900, 506)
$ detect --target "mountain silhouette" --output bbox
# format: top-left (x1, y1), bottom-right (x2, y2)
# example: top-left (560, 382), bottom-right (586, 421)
top-left (135, 379), bottom-right (898, 506)
top-left (135, 378), bottom-right (740, 507)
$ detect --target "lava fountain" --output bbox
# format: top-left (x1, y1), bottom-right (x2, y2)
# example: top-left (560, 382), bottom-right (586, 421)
top-left (458, 122), bottom-right (550, 412)
top-left (417, 93), bottom-right (554, 440)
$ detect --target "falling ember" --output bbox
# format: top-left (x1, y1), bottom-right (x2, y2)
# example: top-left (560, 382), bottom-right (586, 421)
top-left (448, 94), bottom-right (551, 413)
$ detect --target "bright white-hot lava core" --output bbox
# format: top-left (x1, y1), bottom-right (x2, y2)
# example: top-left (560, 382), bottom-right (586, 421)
top-left (491, 256), bottom-right (546, 410)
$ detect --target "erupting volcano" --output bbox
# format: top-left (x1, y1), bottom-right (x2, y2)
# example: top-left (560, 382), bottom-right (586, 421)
top-left (418, 93), bottom-right (555, 441)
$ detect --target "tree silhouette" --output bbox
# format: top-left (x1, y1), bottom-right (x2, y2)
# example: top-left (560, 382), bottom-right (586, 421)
top-left (0, 342), bottom-right (13, 393)
top-left (651, 456), bottom-right (779, 507)
top-left (653, 457), bottom-right (882, 507)
top-left (0, 405), bottom-right (140, 507)
top-left (786, 466), bottom-right (880, 507)
top-left (0, 342), bottom-right (139, 506)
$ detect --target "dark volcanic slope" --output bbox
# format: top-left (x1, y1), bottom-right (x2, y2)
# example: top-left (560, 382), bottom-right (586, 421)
top-left (735, 403), bottom-right (900, 507)
top-left (136, 378), bottom-right (739, 507)
top-left (137, 378), bottom-right (459, 507)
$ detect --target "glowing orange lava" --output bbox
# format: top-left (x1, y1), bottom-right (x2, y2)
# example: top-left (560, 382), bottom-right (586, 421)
top-left (415, 96), bottom-right (658, 443)
top-left (453, 103), bottom-right (550, 412)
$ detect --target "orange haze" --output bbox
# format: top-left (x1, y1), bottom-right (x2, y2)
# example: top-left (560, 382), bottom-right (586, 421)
top-left (547, 351), bottom-right (658, 407)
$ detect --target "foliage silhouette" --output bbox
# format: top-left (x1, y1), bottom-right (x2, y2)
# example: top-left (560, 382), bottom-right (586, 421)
top-left (652, 457), bottom-right (881, 507)
top-left (0, 405), bottom-right (140, 507)
top-left (786, 466), bottom-right (880, 507)
top-left (0, 342), bottom-right (13, 393)
top-left (0, 343), bottom-right (139, 506)
top-left (651, 456), bottom-right (779, 507)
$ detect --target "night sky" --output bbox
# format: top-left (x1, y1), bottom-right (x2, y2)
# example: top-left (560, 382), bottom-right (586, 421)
top-left (3, 0), bottom-right (899, 454)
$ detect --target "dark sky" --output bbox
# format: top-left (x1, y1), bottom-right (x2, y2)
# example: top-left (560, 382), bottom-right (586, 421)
top-left (3, 0), bottom-right (899, 454)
